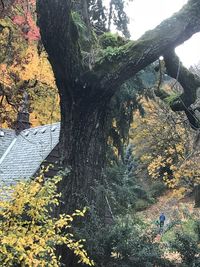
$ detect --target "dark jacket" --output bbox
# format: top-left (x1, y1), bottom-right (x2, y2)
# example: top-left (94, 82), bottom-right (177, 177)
top-left (159, 214), bottom-right (165, 222)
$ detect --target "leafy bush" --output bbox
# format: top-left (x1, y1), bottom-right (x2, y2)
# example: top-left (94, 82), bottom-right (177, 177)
top-left (170, 232), bottom-right (200, 266)
top-left (0, 171), bottom-right (93, 267)
top-left (167, 220), bottom-right (200, 266)
top-left (77, 214), bottom-right (172, 267)
top-left (134, 199), bottom-right (149, 211)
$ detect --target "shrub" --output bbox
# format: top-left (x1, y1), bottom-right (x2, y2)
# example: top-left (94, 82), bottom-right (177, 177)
top-left (77, 214), bottom-right (172, 267)
top-left (134, 199), bottom-right (149, 211)
top-left (105, 164), bottom-right (150, 214)
top-left (170, 232), bottom-right (200, 266)
top-left (0, 171), bottom-right (93, 267)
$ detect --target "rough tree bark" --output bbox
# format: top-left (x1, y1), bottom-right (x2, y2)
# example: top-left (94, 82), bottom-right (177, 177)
top-left (36, 0), bottom-right (200, 264)
top-left (36, 0), bottom-right (200, 212)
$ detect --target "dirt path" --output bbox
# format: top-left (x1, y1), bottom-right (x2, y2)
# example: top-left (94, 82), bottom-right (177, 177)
top-left (137, 191), bottom-right (199, 263)
top-left (138, 191), bottom-right (197, 227)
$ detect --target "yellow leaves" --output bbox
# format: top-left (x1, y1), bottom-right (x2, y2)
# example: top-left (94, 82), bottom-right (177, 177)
top-left (164, 178), bottom-right (176, 189)
top-left (168, 147), bottom-right (175, 155)
top-left (148, 155), bottom-right (165, 179)
top-left (175, 143), bottom-right (184, 154)
top-left (130, 96), bottom-right (200, 194)
top-left (140, 154), bottom-right (152, 163)
top-left (56, 215), bottom-right (73, 228)
top-left (172, 187), bottom-right (187, 199)
top-left (74, 207), bottom-right (87, 217)
top-left (0, 38), bottom-right (60, 127)
top-left (5, 44), bottom-right (56, 87)
top-left (0, 170), bottom-right (94, 266)
top-left (66, 239), bottom-right (95, 266)
top-left (165, 157), bottom-right (172, 164)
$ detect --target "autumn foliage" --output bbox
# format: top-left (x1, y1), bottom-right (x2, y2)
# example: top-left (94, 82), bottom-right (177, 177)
top-left (0, 169), bottom-right (94, 266)
top-left (130, 94), bottom-right (200, 196)
top-left (0, 0), bottom-right (60, 128)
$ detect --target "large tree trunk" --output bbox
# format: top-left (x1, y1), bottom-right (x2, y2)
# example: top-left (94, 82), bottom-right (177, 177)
top-left (36, 0), bottom-right (200, 213)
top-left (56, 83), bottom-right (110, 267)
top-left (58, 87), bottom-right (110, 213)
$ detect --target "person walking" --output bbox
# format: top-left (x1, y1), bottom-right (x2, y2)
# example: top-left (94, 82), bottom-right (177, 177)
top-left (159, 212), bottom-right (166, 230)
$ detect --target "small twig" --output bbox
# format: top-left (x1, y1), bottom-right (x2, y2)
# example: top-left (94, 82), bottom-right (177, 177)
top-left (0, 0), bottom-right (4, 12)
top-left (157, 58), bottom-right (163, 91)
top-left (0, 94), bottom-right (5, 105)
top-left (105, 195), bottom-right (114, 221)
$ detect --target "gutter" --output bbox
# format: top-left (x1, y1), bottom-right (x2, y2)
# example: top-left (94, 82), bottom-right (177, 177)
top-left (0, 138), bottom-right (17, 165)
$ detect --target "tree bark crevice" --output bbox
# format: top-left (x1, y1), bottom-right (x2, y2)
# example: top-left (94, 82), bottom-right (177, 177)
top-left (58, 96), bottom-right (110, 213)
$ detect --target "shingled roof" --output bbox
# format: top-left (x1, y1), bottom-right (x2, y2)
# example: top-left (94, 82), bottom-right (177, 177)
top-left (0, 122), bottom-right (60, 187)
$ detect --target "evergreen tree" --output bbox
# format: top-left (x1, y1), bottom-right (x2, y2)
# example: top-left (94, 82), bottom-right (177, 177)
top-left (108, 0), bottom-right (130, 38)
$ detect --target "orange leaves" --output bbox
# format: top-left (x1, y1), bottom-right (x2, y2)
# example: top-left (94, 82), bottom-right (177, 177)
top-left (0, 0), bottom-right (60, 128)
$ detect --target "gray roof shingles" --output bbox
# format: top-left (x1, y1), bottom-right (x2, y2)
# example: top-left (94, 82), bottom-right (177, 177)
top-left (0, 122), bottom-right (60, 186)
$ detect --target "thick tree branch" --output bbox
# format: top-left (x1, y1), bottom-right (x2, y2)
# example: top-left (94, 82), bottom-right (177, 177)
top-left (164, 50), bottom-right (200, 129)
top-left (93, 0), bottom-right (200, 91)
top-left (36, 0), bottom-right (83, 87)
top-left (36, 0), bottom-right (200, 106)
top-left (164, 51), bottom-right (200, 108)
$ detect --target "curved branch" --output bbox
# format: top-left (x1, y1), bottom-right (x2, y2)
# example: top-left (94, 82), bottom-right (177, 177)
top-left (36, 0), bottom-right (200, 106)
top-left (93, 0), bottom-right (200, 91)
top-left (164, 51), bottom-right (200, 108)
top-left (164, 50), bottom-right (200, 129)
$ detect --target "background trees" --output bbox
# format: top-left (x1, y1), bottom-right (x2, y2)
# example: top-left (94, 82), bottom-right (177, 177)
top-left (0, 0), bottom-right (60, 127)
